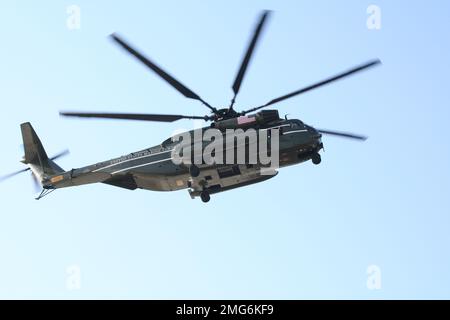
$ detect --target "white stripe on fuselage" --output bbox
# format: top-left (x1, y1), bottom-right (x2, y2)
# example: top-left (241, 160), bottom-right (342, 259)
top-left (282, 129), bottom-right (308, 134)
top-left (92, 149), bottom-right (173, 172)
top-left (111, 158), bottom-right (172, 175)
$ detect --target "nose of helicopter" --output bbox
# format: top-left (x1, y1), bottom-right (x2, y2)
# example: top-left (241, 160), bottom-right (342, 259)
top-left (305, 126), bottom-right (323, 153)
top-left (306, 125), bottom-right (322, 140)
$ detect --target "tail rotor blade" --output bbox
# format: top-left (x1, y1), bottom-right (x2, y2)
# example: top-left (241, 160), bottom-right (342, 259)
top-left (50, 149), bottom-right (70, 161)
top-left (1, 149), bottom-right (68, 184)
top-left (0, 168), bottom-right (30, 182)
top-left (31, 172), bottom-right (41, 193)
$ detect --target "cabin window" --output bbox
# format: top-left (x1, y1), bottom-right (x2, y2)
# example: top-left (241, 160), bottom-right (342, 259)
top-left (218, 165), bottom-right (241, 179)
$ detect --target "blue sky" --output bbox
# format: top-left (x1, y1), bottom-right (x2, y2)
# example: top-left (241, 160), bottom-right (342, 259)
top-left (0, 0), bottom-right (449, 299)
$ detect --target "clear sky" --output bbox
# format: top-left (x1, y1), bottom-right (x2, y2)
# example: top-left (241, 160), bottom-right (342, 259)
top-left (0, 0), bottom-right (449, 299)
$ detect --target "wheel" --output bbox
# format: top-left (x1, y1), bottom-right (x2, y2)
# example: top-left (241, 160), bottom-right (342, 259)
top-left (189, 164), bottom-right (200, 177)
top-left (311, 153), bottom-right (321, 165)
top-left (200, 191), bottom-right (210, 203)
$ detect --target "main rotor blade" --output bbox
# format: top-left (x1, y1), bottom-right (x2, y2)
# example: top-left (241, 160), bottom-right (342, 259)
top-left (242, 59), bottom-right (381, 114)
top-left (110, 33), bottom-right (216, 112)
top-left (60, 112), bottom-right (210, 122)
top-left (318, 129), bottom-right (367, 141)
top-left (0, 168), bottom-right (30, 182)
top-left (230, 10), bottom-right (271, 109)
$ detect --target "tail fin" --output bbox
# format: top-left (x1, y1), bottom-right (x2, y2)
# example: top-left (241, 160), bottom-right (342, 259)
top-left (20, 122), bottom-right (64, 180)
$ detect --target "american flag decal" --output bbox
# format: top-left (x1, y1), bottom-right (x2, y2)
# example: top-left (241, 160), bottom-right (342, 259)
top-left (237, 116), bottom-right (256, 125)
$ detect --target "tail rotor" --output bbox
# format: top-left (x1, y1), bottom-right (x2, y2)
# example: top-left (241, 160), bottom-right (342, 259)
top-left (0, 123), bottom-right (69, 195)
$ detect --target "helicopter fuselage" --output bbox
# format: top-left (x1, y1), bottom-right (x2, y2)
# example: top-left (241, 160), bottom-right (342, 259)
top-left (42, 118), bottom-right (323, 201)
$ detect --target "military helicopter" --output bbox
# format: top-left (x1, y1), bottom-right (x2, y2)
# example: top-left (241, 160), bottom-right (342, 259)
top-left (1, 11), bottom-right (380, 203)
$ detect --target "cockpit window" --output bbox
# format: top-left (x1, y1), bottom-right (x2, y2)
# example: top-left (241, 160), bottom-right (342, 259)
top-left (281, 121), bottom-right (305, 135)
top-left (161, 137), bottom-right (174, 146)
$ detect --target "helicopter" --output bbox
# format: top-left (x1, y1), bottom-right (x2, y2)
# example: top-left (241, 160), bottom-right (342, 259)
top-left (1, 11), bottom-right (380, 203)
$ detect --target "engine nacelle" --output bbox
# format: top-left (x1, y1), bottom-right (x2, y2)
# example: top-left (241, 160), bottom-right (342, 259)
top-left (212, 110), bottom-right (280, 130)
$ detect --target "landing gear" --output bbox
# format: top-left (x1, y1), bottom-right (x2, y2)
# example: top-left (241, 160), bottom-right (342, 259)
top-left (35, 187), bottom-right (55, 200)
top-left (311, 153), bottom-right (321, 165)
top-left (200, 191), bottom-right (210, 203)
top-left (189, 164), bottom-right (200, 177)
